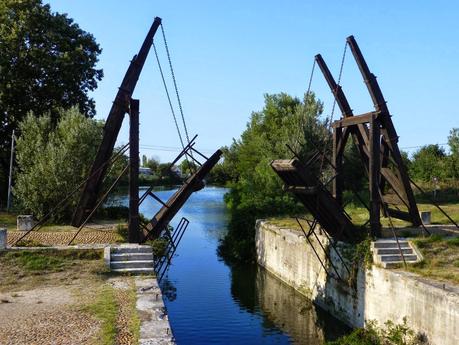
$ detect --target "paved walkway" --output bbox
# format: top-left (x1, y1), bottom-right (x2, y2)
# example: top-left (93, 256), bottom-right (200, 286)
top-left (135, 277), bottom-right (175, 345)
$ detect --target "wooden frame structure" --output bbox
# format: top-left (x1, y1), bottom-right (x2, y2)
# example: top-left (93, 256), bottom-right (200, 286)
top-left (315, 35), bottom-right (421, 237)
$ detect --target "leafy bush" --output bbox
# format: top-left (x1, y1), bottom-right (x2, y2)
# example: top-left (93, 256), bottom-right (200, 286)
top-left (327, 318), bottom-right (428, 345)
top-left (14, 108), bottom-right (103, 221)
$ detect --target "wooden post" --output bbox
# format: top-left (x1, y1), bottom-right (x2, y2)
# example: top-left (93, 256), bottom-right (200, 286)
top-left (333, 127), bottom-right (344, 207)
top-left (369, 115), bottom-right (381, 237)
top-left (128, 99), bottom-right (140, 243)
top-left (7, 130), bottom-right (15, 211)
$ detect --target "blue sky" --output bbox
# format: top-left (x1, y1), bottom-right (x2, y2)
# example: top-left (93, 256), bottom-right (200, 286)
top-left (45, 1), bottom-right (458, 162)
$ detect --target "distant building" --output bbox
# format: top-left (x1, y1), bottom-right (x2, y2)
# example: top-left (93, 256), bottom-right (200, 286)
top-left (139, 167), bottom-right (152, 175)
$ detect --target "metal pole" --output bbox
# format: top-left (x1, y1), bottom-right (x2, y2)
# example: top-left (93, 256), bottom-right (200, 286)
top-left (7, 130), bottom-right (15, 211)
top-left (129, 99), bottom-right (140, 243)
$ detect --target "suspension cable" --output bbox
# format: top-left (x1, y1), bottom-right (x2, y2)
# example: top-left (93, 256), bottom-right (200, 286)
top-left (306, 59), bottom-right (316, 97)
top-left (153, 42), bottom-right (186, 150)
top-left (318, 41), bottom-right (349, 180)
top-left (160, 23), bottom-right (192, 146)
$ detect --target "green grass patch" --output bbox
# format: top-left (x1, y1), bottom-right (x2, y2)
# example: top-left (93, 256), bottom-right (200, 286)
top-left (127, 284), bottom-right (140, 344)
top-left (0, 249), bottom-right (102, 272)
top-left (0, 211), bottom-right (17, 229)
top-left (85, 285), bottom-right (118, 345)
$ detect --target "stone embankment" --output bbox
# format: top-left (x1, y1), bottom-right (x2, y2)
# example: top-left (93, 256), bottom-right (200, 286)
top-left (255, 220), bottom-right (459, 345)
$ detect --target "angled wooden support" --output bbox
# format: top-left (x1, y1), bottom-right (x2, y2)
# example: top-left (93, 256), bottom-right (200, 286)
top-left (271, 159), bottom-right (362, 243)
top-left (141, 149), bottom-right (222, 243)
top-left (72, 17), bottom-right (162, 227)
top-left (346, 35), bottom-right (421, 226)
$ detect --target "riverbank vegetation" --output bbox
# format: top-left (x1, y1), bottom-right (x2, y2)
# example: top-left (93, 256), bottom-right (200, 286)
top-left (327, 318), bottom-right (428, 345)
top-left (218, 92), bottom-right (329, 262)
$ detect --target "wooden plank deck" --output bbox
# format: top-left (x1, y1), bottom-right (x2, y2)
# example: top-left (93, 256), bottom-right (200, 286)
top-left (141, 149), bottom-right (222, 242)
top-left (271, 158), bottom-right (363, 243)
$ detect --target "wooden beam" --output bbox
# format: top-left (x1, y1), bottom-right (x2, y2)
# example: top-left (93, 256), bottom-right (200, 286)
top-left (128, 99), bottom-right (140, 243)
top-left (369, 115), bottom-right (381, 237)
top-left (331, 111), bottom-right (379, 128)
top-left (284, 185), bottom-right (318, 195)
top-left (333, 127), bottom-right (344, 206)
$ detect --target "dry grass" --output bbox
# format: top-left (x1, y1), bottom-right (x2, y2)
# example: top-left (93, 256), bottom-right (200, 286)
top-left (268, 202), bottom-right (459, 231)
top-left (405, 235), bottom-right (459, 285)
top-left (0, 249), bottom-right (107, 292)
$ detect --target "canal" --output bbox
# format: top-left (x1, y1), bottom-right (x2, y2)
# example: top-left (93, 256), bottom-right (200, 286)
top-left (132, 186), bottom-right (349, 344)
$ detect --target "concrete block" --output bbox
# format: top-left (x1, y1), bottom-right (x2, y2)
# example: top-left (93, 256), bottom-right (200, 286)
top-left (0, 228), bottom-right (6, 249)
top-left (420, 211), bottom-right (431, 225)
top-left (104, 246), bottom-right (111, 267)
top-left (17, 215), bottom-right (35, 231)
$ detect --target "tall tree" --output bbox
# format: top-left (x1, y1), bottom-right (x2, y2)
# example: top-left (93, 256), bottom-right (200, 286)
top-left (410, 144), bottom-right (447, 182)
top-left (0, 0), bottom-right (103, 202)
top-left (14, 108), bottom-right (103, 220)
top-left (219, 92), bottom-right (327, 262)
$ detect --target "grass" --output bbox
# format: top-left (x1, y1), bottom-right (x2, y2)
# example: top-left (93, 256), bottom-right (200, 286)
top-left (0, 248), bottom-right (106, 292)
top-left (0, 211), bottom-right (17, 229)
top-left (268, 201), bottom-right (459, 231)
top-left (84, 285), bottom-right (118, 345)
top-left (126, 282), bottom-right (141, 344)
top-left (1, 249), bottom-right (102, 271)
top-left (404, 235), bottom-right (459, 284)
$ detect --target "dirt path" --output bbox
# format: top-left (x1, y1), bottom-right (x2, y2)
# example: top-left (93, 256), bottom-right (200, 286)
top-left (0, 286), bottom-right (100, 345)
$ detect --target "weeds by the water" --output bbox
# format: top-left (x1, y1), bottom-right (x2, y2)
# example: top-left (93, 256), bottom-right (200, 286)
top-left (327, 317), bottom-right (428, 345)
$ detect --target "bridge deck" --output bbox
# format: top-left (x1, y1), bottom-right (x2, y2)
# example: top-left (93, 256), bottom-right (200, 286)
top-left (271, 158), bottom-right (362, 243)
top-left (141, 149), bottom-right (222, 242)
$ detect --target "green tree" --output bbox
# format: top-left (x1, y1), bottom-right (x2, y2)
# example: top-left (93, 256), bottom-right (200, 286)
top-left (219, 92), bottom-right (327, 262)
top-left (410, 144), bottom-right (447, 182)
top-left (0, 0), bottom-right (103, 202)
top-left (14, 108), bottom-right (104, 220)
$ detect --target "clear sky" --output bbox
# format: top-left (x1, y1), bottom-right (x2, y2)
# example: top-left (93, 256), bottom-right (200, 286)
top-left (45, 0), bottom-right (458, 162)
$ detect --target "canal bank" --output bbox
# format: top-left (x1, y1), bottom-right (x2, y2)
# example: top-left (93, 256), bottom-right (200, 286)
top-left (255, 220), bottom-right (459, 345)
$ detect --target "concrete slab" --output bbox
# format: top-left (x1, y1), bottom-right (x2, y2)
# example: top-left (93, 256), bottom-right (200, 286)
top-left (135, 277), bottom-right (175, 345)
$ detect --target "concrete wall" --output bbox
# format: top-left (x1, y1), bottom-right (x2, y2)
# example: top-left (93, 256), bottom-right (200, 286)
top-left (256, 220), bottom-right (459, 345)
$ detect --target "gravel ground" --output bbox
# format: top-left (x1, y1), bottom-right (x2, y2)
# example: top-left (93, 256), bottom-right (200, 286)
top-left (0, 286), bottom-right (101, 345)
top-left (7, 228), bottom-right (123, 246)
top-left (110, 278), bottom-right (138, 345)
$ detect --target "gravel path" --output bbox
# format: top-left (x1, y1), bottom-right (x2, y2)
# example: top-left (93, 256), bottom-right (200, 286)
top-left (7, 228), bottom-right (122, 246)
top-left (0, 286), bottom-right (100, 345)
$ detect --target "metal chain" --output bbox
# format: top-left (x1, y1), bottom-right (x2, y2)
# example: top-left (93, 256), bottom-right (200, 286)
top-left (160, 23), bottom-right (192, 146)
top-left (330, 41), bottom-right (348, 123)
top-left (306, 59), bottom-right (316, 97)
top-left (153, 42), bottom-right (186, 150)
top-left (318, 41), bottom-right (348, 183)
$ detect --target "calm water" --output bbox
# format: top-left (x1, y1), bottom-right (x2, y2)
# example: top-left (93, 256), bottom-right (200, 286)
top-left (116, 186), bottom-right (348, 344)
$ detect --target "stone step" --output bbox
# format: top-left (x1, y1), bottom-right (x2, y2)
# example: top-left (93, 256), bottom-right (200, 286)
top-left (110, 260), bottom-right (154, 269)
top-left (111, 246), bottom-right (152, 254)
top-left (111, 253), bottom-right (154, 261)
top-left (373, 240), bottom-right (410, 249)
top-left (376, 248), bottom-right (413, 255)
top-left (380, 254), bottom-right (418, 262)
top-left (111, 267), bottom-right (155, 274)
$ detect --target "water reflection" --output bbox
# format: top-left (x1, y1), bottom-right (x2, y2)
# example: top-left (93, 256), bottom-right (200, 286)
top-left (231, 264), bottom-right (349, 344)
